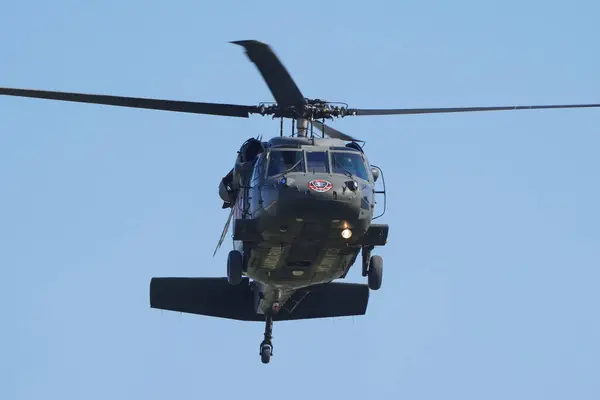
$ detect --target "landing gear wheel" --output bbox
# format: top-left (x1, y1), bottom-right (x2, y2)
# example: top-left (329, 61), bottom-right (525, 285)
top-left (227, 250), bottom-right (243, 285)
top-left (260, 343), bottom-right (272, 364)
top-left (368, 255), bottom-right (383, 290)
top-left (259, 315), bottom-right (274, 364)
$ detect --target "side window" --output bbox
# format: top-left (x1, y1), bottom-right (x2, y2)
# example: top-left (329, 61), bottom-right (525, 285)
top-left (363, 156), bottom-right (374, 182)
top-left (251, 154), bottom-right (266, 184)
top-left (306, 151), bottom-right (329, 173)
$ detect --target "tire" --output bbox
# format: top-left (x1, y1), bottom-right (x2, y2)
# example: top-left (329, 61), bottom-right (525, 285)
top-left (260, 345), bottom-right (272, 364)
top-left (368, 255), bottom-right (383, 290)
top-left (227, 250), bottom-right (243, 285)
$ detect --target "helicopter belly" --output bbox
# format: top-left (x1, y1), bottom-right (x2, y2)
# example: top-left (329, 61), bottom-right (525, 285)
top-left (245, 241), bottom-right (360, 288)
top-left (237, 174), bottom-right (373, 288)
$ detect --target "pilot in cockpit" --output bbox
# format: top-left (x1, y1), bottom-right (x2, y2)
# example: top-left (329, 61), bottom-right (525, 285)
top-left (267, 152), bottom-right (282, 176)
top-left (268, 151), bottom-right (301, 176)
top-left (336, 154), bottom-right (357, 175)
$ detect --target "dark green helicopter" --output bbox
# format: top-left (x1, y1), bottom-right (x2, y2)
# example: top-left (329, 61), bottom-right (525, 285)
top-left (2, 40), bottom-right (600, 364)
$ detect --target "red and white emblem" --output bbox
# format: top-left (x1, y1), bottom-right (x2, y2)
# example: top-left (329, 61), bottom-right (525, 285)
top-left (308, 179), bottom-right (333, 193)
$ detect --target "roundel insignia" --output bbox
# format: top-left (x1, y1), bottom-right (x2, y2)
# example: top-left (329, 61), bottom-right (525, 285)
top-left (308, 179), bottom-right (333, 193)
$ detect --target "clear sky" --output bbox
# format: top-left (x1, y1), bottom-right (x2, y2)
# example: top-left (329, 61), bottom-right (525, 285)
top-left (3, 1), bottom-right (599, 399)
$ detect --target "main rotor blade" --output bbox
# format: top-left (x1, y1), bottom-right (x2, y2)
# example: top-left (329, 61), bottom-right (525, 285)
top-left (0, 87), bottom-right (260, 117)
top-left (350, 103), bottom-right (600, 116)
top-left (312, 120), bottom-right (358, 141)
top-left (231, 40), bottom-right (305, 109)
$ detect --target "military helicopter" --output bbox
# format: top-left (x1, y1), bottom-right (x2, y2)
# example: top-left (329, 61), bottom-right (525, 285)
top-left (2, 40), bottom-right (600, 364)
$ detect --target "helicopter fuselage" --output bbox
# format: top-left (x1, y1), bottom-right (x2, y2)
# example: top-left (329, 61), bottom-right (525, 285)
top-left (4, 37), bottom-right (597, 364)
top-left (218, 136), bottom-right (388, 315)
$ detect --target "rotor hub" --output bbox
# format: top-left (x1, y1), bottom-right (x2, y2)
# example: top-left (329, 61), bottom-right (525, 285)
top-left (257, 99), bottom-right (356, 121)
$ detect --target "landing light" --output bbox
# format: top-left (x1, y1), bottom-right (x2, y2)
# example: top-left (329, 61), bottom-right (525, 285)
top-left (341, 228), bottom-right (352, 239)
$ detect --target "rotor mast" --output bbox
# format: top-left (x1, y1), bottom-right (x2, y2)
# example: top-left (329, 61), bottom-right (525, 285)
top-left (296, 118), bottom-right (308, 137)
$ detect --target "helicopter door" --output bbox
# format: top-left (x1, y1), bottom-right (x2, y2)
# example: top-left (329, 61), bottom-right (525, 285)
top-left (233, 159), bottom-right (257, 221)
top-left (248, 154), bottom-right (267, 216)
top-left (251, 153), bottom-right (266, 184)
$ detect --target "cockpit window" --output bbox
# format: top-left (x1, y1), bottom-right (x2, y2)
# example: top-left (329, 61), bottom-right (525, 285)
top-left (306, 151), bottom-right (329, 173)
top-left (251, 153), bottom-right (266, 184)
top-left (267, 150), bottom-right (304, 176)
top-left (331, 152), bottom-right (369, 181)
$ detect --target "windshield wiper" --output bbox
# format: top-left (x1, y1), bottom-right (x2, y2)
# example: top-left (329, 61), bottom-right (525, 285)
top-left (332, 156), bottom-right (354, 179)
top-left (281, 159), bottom-right (303, 176)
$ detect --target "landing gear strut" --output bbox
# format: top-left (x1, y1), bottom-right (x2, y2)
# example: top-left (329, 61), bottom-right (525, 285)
top-left (362, 245), bottom-right (383, 290)
top-left (361, 245), bottom-right (373, 277)
top-left (259, 315), bottom-right (274, 364)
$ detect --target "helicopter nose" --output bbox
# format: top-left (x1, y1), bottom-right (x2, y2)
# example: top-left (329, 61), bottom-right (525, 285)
top-left (269, 176), bottom-right (363, 220)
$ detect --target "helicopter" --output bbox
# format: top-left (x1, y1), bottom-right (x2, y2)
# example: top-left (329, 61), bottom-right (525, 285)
top-left (2, 40), bottom-right (600, 364)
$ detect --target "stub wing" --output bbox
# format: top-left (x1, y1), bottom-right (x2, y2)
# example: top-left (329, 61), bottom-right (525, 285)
top-left (149, 277), bottom-right (369, 321)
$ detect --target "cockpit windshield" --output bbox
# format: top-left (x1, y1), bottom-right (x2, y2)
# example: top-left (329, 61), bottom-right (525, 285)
top-left (331, 152), bottom-right (369, 181)
top-left (267, 150), bottom-right (304, 176)
top-left (306, 151), bottom-right (329, 173)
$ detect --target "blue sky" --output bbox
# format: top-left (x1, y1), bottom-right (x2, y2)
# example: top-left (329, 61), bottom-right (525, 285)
top-left (3, 0), bottom-right (599, 398)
